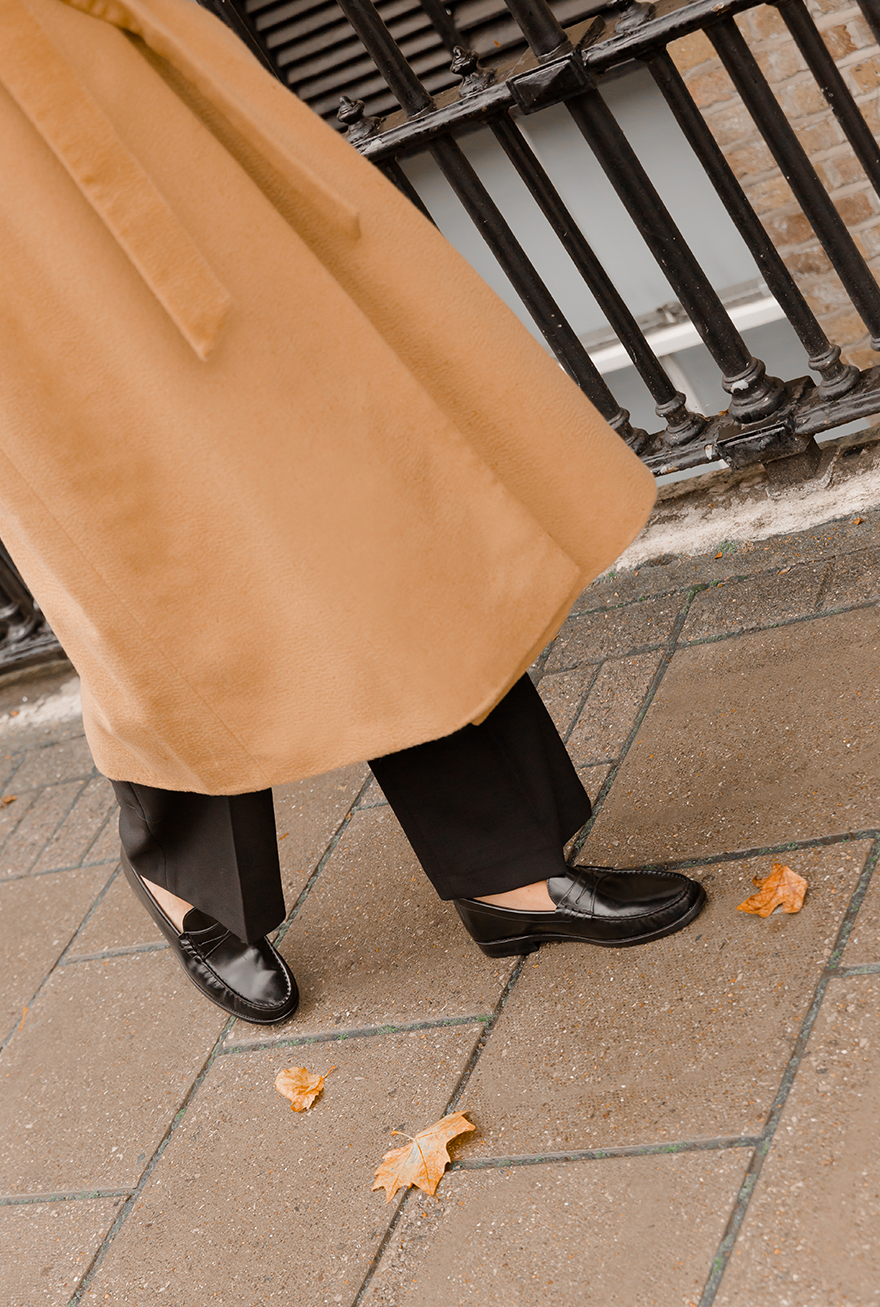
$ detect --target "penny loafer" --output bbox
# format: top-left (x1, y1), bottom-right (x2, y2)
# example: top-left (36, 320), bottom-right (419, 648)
top-left (454, 865), bottom-right (706, 958)
top-left (121, 852), bottom-right (299, 1024)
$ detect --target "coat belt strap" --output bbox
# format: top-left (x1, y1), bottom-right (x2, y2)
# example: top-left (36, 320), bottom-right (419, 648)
top-left (0, 0), bottom-right (232, 360)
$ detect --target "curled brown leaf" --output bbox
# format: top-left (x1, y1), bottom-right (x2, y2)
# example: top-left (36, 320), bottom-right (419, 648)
top-left (737, 862), bottom-right (807, 917)
top-left (275, 1066), bottom-right (326, 1112)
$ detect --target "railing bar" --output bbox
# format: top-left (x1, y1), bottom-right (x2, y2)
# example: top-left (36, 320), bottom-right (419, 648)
top-left (428, 135), bottom-right (647, 447)
top-left (380, 159), bottom-right (436, 221)
top-left (647, 48), bottom-right (857, 399)
top-left (855, 0), bottom-right (880, 50)
top-left (562, 88), bottom-right (785, 421)
top-left (709, 15), bottom-right (880, 348)
top-left (778, 0), bottom-right (880, 202)
top-left (491, 112), bottom-right (706, 443)
top-left (335, 0), bottom-right (647, 448)
top-left (500, 0), bottom-right (572, 59)
top-left (417, 0), bottom-right (464, 52)
top-left (335, 0), bottom-right (434, 114)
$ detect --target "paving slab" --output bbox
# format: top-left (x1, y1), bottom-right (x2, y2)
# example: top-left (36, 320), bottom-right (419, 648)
top-left (0, 951), bottom-right (227, 1196)
top-left (273, 760), bottom-right (370, 906)
top-left (2, 1197), bottom-right (121, 1307)
top-left (363, 1149), bottom-right (750, 1307)
top-left (0, 791), bottom-right (41, 878)
top-left (843, 853), bottom-right (880, 966)
top-left (81, 1026), bottom-right (481, 1306)
top-left (0, 781), bottom-right (86, 877)
top-left (358, 773), bottom-right (387, 808)
top-left (680, 561), bottom-right (828, 642)
top-left (718, 975), bottom-right (880, 1306)
top-left (238, 806), bottom-right (512, 1045)
top-left (0, 865), bottom-right (113, 1040)
top-left (545, 593), bottom-right (684, 671)
top-left (584, 608), bottom-right (880, 866)
top-left (32, 775), bottom-right (116, 873)
top-left (65, 869), bottom-right (164, 959)
top-left (457, 844), bottom-right (868, 1156)
top-left (820, 543), bottom-right (880, 608)
top-left (566, 651), bottom-right (663, 767)
top-left (82, 813), bottom-right (122, 865)
top-left (6, 736), bottom-right (95, 791)
top-left (538, 666), bottom-right (599, 739)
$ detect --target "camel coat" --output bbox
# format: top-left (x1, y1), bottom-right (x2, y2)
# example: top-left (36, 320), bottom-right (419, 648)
top-left (0, 0), bottom-right (656, 794)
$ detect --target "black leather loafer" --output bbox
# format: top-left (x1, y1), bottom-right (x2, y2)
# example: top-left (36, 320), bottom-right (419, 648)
top-left (454, 865), bottom-right (706, 958)
top-left (121, 853), bottom-right (299, 1024)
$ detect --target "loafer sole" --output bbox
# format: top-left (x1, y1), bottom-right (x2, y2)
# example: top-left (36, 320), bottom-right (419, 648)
top-left (468, 882), bottom-right (707, 958)
top-left (121, 852), bottom-right (299, 1024)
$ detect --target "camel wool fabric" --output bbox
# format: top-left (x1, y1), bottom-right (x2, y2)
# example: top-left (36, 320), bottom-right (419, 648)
top-left (0, 0), bottom-right (656, 794)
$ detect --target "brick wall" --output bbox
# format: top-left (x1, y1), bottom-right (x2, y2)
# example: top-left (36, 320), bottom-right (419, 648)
top-left (670, 1), bottom-right (880, 368)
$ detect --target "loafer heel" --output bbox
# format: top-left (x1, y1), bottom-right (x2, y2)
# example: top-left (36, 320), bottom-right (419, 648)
top-left (478, 937), bottom-right (541, 959)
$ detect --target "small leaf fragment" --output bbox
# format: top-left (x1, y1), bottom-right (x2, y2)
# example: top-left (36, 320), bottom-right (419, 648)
top-left (275, 1066), bottom-right (325, 1111)
top-left (1, 795), bottom-right (16, 806)
top-left (372, 1111), bottom-right (475, 1202)
top-left (737, 862), bottom-right (807, 917)
top-left (854, 516), bottom-right (863, 525)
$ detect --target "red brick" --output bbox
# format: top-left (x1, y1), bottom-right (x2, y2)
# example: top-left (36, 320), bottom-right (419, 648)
top-left (687, 67), bottom-right (738, 110)
top-left (797, 117), bottom-right (843, 157)
top-left (757, 44), bottom-right (807, 82)
top-left (785, 246), bottom-right (834, 278)
top-left (834, 189), bottom-right (876, 225)
top-left (726, 141), bottom-right (776, 178)
top-left (740, 6), bottom-right (787, 41)
top-left (803, 276), bottom-right (858, 314)
top-left (782, 79), bottom-right (830, 118)
top-left (847, 57), bottom-right (880, 94)
top-left (820, 152), bottom-right (868, 189)
top-left (821, 22), bottom-right (857, 60)
top-left (748, 175), bottom-right (795, 213)
top-left (763, 207), bottom-right (816, 247)
top-left (669, 30), bottom-right (715, 74)
top-left (841, 344), bottom-right (878, 368)
top-left (826, 310), bottom-right (872, 346)
top-left (708, 107), bottom-right (756, 147)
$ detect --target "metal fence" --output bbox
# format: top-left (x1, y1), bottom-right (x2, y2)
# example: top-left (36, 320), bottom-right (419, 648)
top-left (3, 0), bottom-right (880, 673)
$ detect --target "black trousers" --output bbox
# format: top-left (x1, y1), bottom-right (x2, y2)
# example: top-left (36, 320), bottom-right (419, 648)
top-left (111, 674), bottom-right (591, 942)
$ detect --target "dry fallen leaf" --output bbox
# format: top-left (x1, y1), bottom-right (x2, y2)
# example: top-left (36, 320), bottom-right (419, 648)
top-left (1, 795), bottom-right (16, 806)
top-left (372, 1111), bottom-right (475, 1203)
top-left (854, 516), bottom-right (863, 525)
top-left (737, 862), bottom-right (807, 917)
top-left (275, 1065), bottom-right (327, 1111)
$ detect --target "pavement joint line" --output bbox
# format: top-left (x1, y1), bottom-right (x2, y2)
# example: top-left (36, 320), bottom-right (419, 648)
top-left (568, 589), bottom-right (695, 861)
top-left (834, 961), bottom-right (880, 975)
top-left (270, 771), bottom-right (374, 950)
top-left (696, 833), bottom-right (880, 1306)
top-left (66, 1013), bottom-right (238, 1307)
top-left (824, 836), bottom-right (880, 969)
top-left (351, 957), bottom-right (528, 1305)
top-left (0, 856), bottom-right (120, 885)
top-left (637, 828), bottom-right (880, 874)
top-left (55, 864), bottom-right (122, 964)
top-left (0, 1189), bottom-right (132, 1207)
top-left (77, 805), bottom-right (118, 867)
top-left (450, 1135), bottom-right (763, 1171)
top-left (678, 594), bottom-right (880, 650)
top-left (559, 661), bottom-right (604, 747)
top-left (220, 1013), bottom-right (492, 1056)
top-left (25, 773), bottom-right (95, 879)
top-left (59, 942), bottom-right (169, 966)
top-left (0, 861), bottom-right (118, 1052)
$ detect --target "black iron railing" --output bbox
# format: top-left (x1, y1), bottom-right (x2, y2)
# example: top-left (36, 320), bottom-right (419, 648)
top-left (0, 547), bottom-right (63, 677)
top-left (217, 0), bottom-right (880, 477)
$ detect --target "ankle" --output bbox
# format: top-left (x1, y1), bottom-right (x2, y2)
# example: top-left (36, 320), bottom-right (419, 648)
top-left (475, 880), bottom-right (555, 912)
top-left (140, 875), bottom-right (194, 933)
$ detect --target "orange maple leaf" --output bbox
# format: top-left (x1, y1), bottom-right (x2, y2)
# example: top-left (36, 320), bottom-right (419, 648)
top-left (371, 1111), bottom-right (475, 1203)
top-left (737, 862), bottom-right (807, 917)
top-left (274, 1065), bottom-right (327, 1111)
